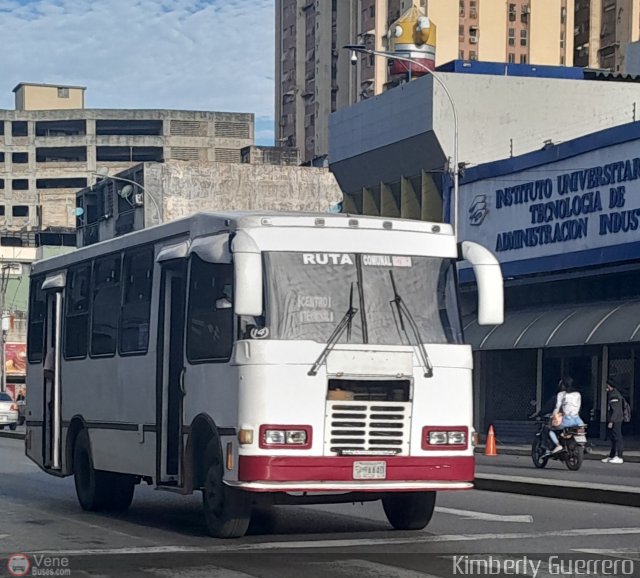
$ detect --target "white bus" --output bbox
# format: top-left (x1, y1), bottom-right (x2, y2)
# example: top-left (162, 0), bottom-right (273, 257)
top-left (25, 211), bottom-right (502, 538)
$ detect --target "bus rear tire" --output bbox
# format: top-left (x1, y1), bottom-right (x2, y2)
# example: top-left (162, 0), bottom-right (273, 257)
top-left (105, 472), bottom-right (136, 511)
top-left (202, 440), bottom-right (251, 538)
top-left (74, 430), bottom-right (136, 512)
top-left (382, 491), bottom-right (436, 531)
top-left (73, 429), bottom-right (110, 511)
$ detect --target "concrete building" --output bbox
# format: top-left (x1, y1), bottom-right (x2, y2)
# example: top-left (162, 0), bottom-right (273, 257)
top-left (574, 0), bottom-right (640, 71)
top-left (275, 0), bottom-right (574, 165)
top-left (329, 62), bottom-right (640, 220)
top-left (1, 83), bottom-right (254, 232)
top-left (74, 159), bottom-right (343, 247)
top-left (458, 121), bottom-right (640, 439)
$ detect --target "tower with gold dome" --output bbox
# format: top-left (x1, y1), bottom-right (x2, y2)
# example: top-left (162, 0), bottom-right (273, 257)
top-left (387, 5), bottom-right (437, 76)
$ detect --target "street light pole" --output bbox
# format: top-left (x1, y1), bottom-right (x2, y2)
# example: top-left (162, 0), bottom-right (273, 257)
top-left (91, 171), bottom-right (163, 226)
top-left (344, 45), bottom-right (460, 237)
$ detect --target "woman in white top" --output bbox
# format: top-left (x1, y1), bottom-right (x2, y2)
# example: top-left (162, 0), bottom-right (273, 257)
top-left (548, 376), bottom-right (584, 454)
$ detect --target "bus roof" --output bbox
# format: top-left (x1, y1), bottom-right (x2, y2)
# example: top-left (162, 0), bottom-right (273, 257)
top-left (31, 211), bottom-right (453, 276)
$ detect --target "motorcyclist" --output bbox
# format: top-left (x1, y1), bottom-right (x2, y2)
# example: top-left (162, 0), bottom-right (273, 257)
top-left (547, 376), bottom-right (584, 455)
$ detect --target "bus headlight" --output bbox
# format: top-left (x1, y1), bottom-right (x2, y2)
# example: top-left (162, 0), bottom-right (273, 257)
top-left (422, 427), bottom-right (469, 450)
top-left (259, 425), bottom-right (312, 448)
top-left (428, 431), bottom-right (448, 445)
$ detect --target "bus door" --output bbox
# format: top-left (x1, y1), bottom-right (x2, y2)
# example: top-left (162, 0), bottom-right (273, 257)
top-left (157, 261), bottom-right (187, 485)
top-left (41, 274), bottom-right (64, 471)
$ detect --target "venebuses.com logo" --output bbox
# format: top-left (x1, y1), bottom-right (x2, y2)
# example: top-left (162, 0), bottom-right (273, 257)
top-left (6, 553), bottom-right (71, 576)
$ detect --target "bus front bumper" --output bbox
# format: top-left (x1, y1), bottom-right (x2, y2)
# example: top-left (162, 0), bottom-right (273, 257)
top-left (230, 455), bottom-right (474, 493)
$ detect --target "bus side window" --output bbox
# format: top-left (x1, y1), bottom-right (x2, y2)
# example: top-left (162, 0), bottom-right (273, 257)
top-left (90, 254), bottom-right (122, 357)
top-left (187, 257), bottom-right (233, 363)
top-left (27, 276), bottom-right (46, 363)
top-left (120, 247), bottom-right (153, 354)
top-left (64, 264), bottom-right (91, 359)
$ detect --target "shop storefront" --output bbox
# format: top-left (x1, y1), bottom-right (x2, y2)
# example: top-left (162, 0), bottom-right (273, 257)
top-left (457, 122), bottom-right (640, 440)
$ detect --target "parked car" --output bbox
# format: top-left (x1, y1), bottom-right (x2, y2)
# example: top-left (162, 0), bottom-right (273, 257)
top-left (0, 392), bottom-right (19, 430)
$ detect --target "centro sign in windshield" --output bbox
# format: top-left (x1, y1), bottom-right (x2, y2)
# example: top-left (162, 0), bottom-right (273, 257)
top-left (264, 252), bottom-right (462, 345)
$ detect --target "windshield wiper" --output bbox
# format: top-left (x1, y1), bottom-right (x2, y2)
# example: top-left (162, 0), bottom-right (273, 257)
top-left (308, 282), bottom-right (358, 376)
top-left (388, 270), bottom-right (434, 378)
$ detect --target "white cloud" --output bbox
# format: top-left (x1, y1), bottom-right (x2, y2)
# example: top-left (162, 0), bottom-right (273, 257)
top-left (0, 0), bottom-right (275, 135)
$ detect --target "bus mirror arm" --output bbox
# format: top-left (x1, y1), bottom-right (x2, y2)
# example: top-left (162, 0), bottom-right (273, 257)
top-left (459, 241), bottom-right (504, 326)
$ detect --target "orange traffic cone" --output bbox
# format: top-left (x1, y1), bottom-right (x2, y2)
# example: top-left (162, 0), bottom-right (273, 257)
top-left (485, 425), bottom-right (497, 456)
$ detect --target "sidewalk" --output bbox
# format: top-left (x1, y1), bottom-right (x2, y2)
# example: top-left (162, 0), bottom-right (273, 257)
top-left (476, 437), bottom-right (640, 463)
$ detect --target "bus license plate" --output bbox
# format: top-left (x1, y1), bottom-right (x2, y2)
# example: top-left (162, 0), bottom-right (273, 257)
top-left (353, 461), bottom-right (386, 480)
top-left (574, 435), bottom-right (586, 443)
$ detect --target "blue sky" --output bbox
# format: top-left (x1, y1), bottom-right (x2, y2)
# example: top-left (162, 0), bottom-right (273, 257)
top-left (0, 0), bottom-right (275, 144)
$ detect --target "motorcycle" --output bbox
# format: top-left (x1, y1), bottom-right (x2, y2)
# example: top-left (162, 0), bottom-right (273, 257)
top-left (531, 414), bottom-right (588, 471)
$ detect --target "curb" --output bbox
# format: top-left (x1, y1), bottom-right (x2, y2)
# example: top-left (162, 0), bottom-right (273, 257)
top-left (0, 431), bottom-right (25, 440)
top-left (475, 473), bottom-right (640, 507)
top-left (475, 446), bottom-right (640, 464)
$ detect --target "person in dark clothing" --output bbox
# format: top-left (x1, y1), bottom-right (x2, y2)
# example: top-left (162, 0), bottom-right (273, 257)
top-left (603, 380), bottom-right (624, 464)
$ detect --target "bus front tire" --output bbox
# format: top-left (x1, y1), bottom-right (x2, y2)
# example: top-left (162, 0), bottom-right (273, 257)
top-left (382, 491), bottom-right (436, 531)
top-left (73, 429), bottom-right (135, 512)
top-left (202, 440), bottom-right (251, 538)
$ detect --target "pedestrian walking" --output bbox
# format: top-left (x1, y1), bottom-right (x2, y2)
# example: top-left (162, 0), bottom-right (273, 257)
top-left (602, 380), bottom-right (625, 464)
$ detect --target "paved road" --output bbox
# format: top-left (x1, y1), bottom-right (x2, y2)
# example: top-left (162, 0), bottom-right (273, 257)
top-left (1, 437), bottom-right (639, 577)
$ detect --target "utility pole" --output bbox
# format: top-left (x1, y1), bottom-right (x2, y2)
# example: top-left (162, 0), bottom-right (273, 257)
top-left (0, 263), bottom-right (17, 393)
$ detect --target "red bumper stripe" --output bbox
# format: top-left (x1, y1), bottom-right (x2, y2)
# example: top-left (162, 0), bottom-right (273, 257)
top-left (238, 456), bottom-right (474, 482)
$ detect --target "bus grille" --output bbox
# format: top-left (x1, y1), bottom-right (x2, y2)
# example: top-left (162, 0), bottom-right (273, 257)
top-left (324, 401), bottom-right (411, 455)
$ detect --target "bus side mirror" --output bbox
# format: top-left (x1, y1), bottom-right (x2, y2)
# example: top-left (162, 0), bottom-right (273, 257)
top-left (460, 241), bottom-right (504, 326)
top-left (232, 231), bottom-right (263, 317)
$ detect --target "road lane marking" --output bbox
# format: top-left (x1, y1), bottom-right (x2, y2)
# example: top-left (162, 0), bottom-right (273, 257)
top-left (20, 527), bottom-right (640, 556)
top-left (318, 559), bottom-right (443, 577)
top-left (435, 506), bottom-right (534, 523)
top-left (144, 567), bottom-right (259, 578)
top-left (0, 535), bottom-right (8, 540)
top-left (575, 549), bottom-right (640, 562)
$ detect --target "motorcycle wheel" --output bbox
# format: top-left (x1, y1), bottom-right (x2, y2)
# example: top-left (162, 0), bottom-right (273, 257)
top-left (565, 445), bottom-right (584, 471)
top-left (531, 437), bottom-right (549, 469)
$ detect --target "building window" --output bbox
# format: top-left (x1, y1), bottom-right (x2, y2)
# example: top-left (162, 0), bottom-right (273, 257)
top-left (64, 265), bottom-right (91, 359)
top-left (0, 206), bottom-right (4, 215)
top-left (369, 54), bottom-right (375, 66)
top-left (12, 179), bottom-right (28, 190)
top-left (12, 205), bottom-right (29, 217)
top-left (520, 29), bottom-right (528, 46)
top-left (470, 50), bottom-right (477, 60)
top-left (520, 54), bottom-right (528, 64)
top-left (12, 152), bottom-right (28, 164)
top-left (459, 50), bottom-right (465, 59)
top-left (369, 5), bottom-right (374, 17)
top-left (91, 255), bottom-right (121, 356)
top-left (509, 3), bottom-right (516, 20)
top-left (459, 0), bottom-right (465, 17)
top-left (187, 257), bottom-right (234, 363)
top-left (120, 248), bottom-right (153, 354)
top-left (11, 121), bottom-right (28, 137)
top-left (508, 53), bottom-right (516, 63)
top-left (509, 28), bottom-right (515, 46)
top-left (560, 55), bottom-right (565, 65)
top-left (561, 6), bottom-right (567, 23)
top-left (57, 87), bottom-right (69, 98)
top-left (459, 24), bottom-right (464, 38)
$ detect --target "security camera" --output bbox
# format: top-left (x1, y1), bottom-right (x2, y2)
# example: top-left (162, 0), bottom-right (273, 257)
top-left (350, 51), bottom-right (358, 65)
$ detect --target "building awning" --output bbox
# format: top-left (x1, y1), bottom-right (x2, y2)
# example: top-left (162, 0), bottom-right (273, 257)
top-left (464, 300), bottom-right (640, 350)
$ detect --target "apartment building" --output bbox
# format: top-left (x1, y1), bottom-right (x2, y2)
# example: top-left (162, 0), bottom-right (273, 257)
top-left (574, 0), bottom-right (640, 70)
top-left (1, 83), bottom-right (254, 233)
top-left (276, 1), bottom-right (574, 165)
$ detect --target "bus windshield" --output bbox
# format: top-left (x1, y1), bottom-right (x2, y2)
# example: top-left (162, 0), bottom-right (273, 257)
top-left (263, 252), bottom-right (463, 345)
